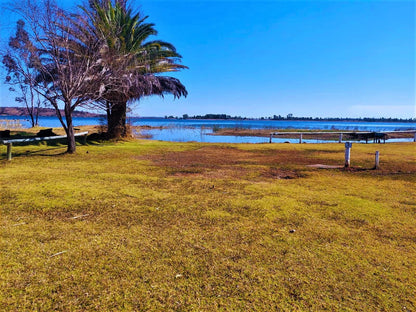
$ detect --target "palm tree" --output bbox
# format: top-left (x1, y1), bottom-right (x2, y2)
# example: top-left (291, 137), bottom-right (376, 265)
top-left (85, 0), bottom-right (187, 138)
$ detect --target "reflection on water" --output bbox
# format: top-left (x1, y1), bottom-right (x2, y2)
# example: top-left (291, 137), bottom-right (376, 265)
top-left (132, 118), bottom-right (416, 132)
top-left (2, 115), bottom-right (415, 143)
top-left (137, 127), bottom-right (414, 144)
top-left (132, 118), bottom-right (416, 143)
top-left (138, 127), bottom-right (271, 143)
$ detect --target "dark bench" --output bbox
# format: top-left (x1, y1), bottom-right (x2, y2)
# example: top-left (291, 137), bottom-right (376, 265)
top-left (349, 132), bottom-right (388, 143)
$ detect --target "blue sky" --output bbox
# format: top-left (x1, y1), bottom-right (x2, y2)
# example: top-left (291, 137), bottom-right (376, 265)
top-left (0, 0), bottom-right (415, 118)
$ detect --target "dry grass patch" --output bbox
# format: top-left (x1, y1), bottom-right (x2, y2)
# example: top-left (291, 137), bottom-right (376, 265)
top-left (141, 145), bottom-right (310, 180)
top-left (1, 141), bottom-right (415, 311)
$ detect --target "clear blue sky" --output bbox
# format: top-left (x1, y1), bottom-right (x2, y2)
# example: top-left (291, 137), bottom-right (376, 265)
top-left (0, 0), bottom-right (415, 118)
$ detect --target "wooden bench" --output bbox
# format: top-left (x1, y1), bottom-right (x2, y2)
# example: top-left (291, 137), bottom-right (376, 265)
top-left (1, 131), bottom-right (88, 160)
top-left (347, 132), bottom-right (389, 144)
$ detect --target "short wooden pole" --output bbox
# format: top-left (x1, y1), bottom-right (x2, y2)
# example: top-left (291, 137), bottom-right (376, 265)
top-left (82, 134), bottom-right (87, 145)
top-left (299, 133), bottom-right (303, 144)
top-left (269, 134), bottom-right (273, 143)
top-left (375, 151), bottom-right (380, 169)
top-left (339, 133), bottom-right (343, 143)
top-left (6, 143), bottom-right (12, 161)
top-left (414, 133), bottom-right (416, 142)
top-left (344, 142), bottom-right (352, 167)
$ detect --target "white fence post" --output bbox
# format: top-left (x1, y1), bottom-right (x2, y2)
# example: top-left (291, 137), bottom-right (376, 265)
top-left (344, 142), bottom-right (352, 167)
top-left (375, 151), bottom-right (380, 169)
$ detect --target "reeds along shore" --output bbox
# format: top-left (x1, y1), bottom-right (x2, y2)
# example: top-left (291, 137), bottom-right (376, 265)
top-left (0, 119), bottom-right (24, 130)
top-left (212, 127), bottom-right (416, 140)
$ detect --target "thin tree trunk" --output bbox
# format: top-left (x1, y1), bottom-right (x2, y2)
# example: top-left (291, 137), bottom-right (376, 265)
top-left (107, 101), bottom-right (127, 139)
top-left (35, 93), bottom-right (40, 127)
top-left (106, 101), bottom-right (111, 130)
top-left (29, 110), bottom-right (35, 128)
top-left (29, 87), bottom-right (35, 127)
top-left (35, 108), bottom-right (39, 127)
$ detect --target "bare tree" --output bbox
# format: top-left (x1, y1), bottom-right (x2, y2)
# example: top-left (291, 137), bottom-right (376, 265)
top-left (2, 20), bottom-right (41, 127)
top-left (7, 0), bottom-right (106, 153)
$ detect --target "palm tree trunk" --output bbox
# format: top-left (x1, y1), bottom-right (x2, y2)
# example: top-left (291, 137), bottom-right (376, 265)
top-left (107, 101), bottom-right (127, 139)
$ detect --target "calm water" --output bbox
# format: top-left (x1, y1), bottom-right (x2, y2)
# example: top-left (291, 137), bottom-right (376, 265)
top-left (2, 115), bottom-right (415, 143)
top-left (131, 118), bottom-right (416, 132)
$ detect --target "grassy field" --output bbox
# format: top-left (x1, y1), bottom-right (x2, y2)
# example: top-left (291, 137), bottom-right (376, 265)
top-left (1, 139), bottom-right (415, 311)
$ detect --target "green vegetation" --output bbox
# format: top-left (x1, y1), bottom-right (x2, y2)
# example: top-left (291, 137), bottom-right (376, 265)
top-left (1, 140), bottom-right (415, 311)
top-left (84, 0), bottom-right (187, 139)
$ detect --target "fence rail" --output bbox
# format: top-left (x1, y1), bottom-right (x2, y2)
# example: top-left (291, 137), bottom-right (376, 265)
top-left (269, 130), bottom-right (416, 144)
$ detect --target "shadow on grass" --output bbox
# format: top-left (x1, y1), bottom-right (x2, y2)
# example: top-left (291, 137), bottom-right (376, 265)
top-left (0, 146), bottom-right (67, 160)
top-left (0, 137), bottom-right (106, 160)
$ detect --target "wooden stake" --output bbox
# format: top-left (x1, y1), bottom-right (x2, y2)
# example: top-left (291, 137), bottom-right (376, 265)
top-left (299, 133), bottom-right (303, 144)
top-left (6, 143), bottom-right (12, 161)
top-left (339, 133), bottom-right (343, 143)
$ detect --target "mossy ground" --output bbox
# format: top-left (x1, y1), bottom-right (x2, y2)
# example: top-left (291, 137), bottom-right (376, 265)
top-left (1, 140), bottom-right (415, 311)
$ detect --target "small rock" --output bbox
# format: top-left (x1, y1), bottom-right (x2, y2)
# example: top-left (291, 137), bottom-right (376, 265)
top-left (289, 229), bottom-right (296, 233)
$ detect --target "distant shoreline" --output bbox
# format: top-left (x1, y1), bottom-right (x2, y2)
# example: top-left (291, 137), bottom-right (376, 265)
top-left (0, 106), bottom-right (104, 118)
top-left (172, 116), bottom-right (416, 123)
top-left (0, 107), bottom-right (414, 122)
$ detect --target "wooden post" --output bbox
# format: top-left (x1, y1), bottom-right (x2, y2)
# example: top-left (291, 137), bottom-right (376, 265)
top-left (375, 151), bottom-right (380, 169)
top-left (269, 134), bottom-right (273, 143)
top-left (6, 143), bottom-right (12, 161)
top-left (299, 133), bottom-right (303, 144)
top-left (414, 133), bottom-right (416, 142)
top-left (82, 133), bottom-right (87, 145)
top-left (344, 142), bottom-right (352, 167)
top-left (339, 133), bottom-right (343, 143)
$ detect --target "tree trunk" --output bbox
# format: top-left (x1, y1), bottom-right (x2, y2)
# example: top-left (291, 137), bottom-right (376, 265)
top-left (107, 101), bottom-right (127, 139)
top-left (65, 106), bottom-right (76, 154)
top-left (29, 112), bottom-right (35, 128)
top-left (34, 94), bottom-right (40, 127)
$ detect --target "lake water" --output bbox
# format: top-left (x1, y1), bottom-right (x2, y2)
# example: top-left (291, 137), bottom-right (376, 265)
top-left (2, 115), bottom-right (415, 143)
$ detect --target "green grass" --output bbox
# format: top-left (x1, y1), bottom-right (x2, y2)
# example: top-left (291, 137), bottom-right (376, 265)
top-left (1, 140), bottom-right (415, 311)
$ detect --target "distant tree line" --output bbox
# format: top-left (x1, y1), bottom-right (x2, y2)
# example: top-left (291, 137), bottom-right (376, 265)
top-left (178, 114), bottom-right (247, 120)
top-left (169, 113), bottom-right (415, 122)
top-left (266, 115), bottom-right (415, 122)
top-left (2, 0), bottom-right (187, 153)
